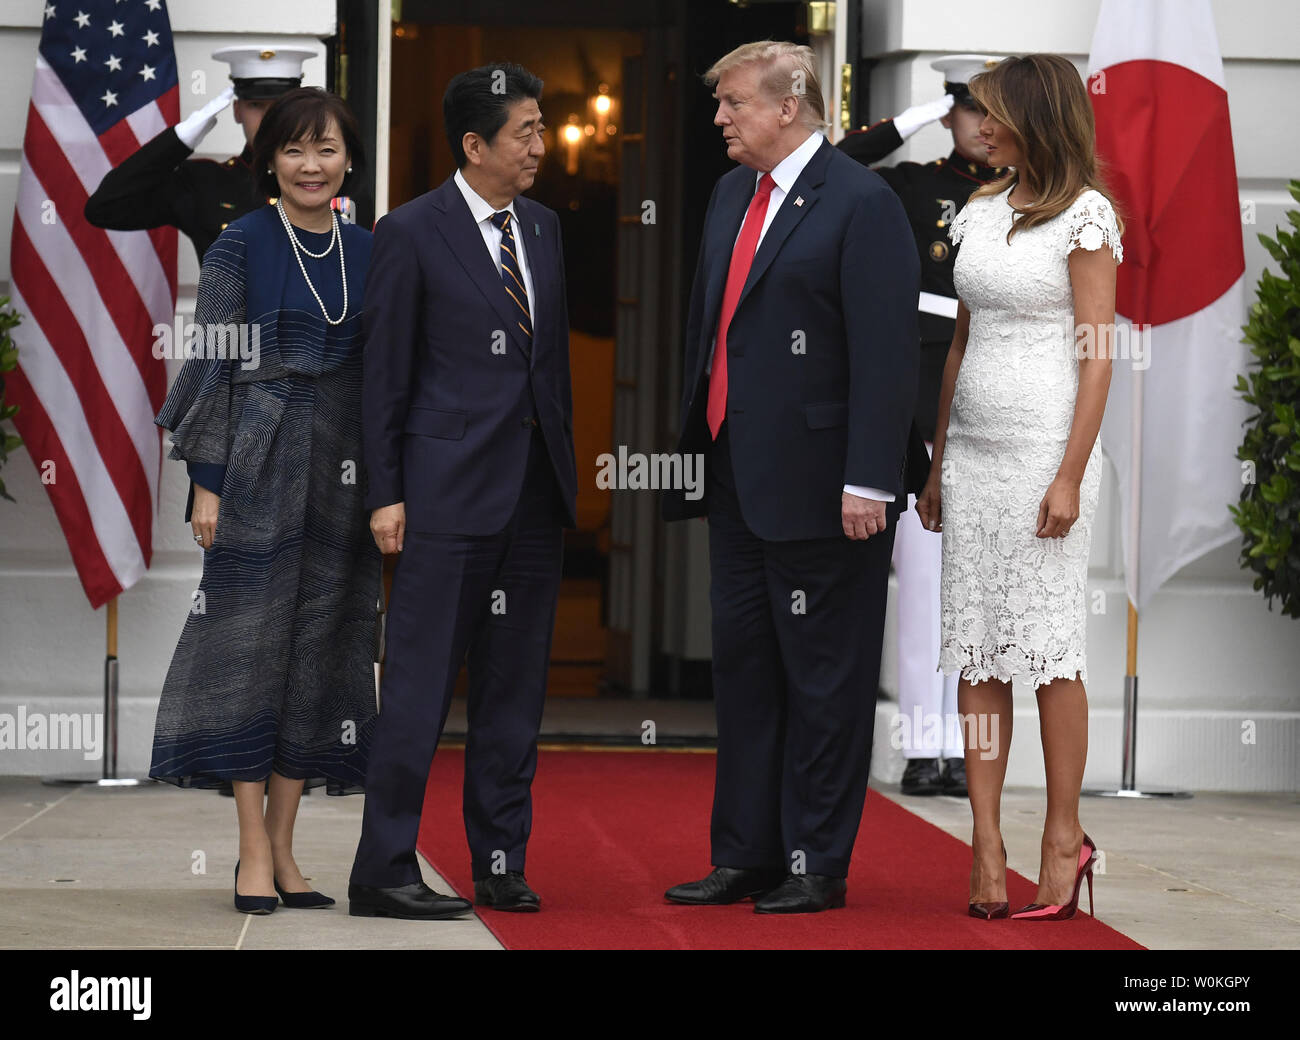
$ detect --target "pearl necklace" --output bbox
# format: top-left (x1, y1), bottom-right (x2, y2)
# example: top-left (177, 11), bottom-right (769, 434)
top-left (277, 199), bottom-right (348, 325)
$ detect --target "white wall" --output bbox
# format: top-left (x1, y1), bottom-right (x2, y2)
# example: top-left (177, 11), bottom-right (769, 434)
top-left (854, 0), bottom-right (1300, 790)
top-left (0, 0), bottom-right (335, 778)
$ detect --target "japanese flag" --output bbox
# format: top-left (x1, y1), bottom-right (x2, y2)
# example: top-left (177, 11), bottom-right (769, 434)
top-left (1088, 0), bottom-right (1249, 610)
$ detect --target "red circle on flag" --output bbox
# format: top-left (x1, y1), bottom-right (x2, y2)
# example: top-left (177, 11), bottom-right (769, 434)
top-left (1090, 60), bottom-right (1244, 326)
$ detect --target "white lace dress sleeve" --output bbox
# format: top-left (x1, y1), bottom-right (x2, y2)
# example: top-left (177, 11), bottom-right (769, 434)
top-left (1065, 190), bottom-right (1123, 263)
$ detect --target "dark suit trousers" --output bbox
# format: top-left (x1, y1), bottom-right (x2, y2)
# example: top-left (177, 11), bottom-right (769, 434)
top-left (350, 430), bottom-right (565, 886)
top-left (707, 423), bottom-right (897, 878)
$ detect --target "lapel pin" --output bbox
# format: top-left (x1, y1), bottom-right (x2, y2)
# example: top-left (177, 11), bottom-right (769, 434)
top-left (534, 222), bottom-right (541, 237)
top-left (793, 196), bottom-right (805, 207)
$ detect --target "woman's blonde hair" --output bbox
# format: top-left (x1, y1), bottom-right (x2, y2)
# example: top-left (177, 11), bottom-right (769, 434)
top-left (967, 53), bottom-right (1124, 242)
top-left (704, 41), bottom-right (828, 132)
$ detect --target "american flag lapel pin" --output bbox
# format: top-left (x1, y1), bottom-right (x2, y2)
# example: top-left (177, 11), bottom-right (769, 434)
top-left (794, 196), bottom-right (805, 207)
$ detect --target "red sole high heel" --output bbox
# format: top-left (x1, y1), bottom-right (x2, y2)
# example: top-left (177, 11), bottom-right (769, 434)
top-left (1011, 833), bottom-right (1097, 921)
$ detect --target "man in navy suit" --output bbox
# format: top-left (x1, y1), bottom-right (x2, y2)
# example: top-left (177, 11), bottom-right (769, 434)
top-left (663, 42), bottom-right (924, 913)
top-left (349, 63), bottom-right (577, 919)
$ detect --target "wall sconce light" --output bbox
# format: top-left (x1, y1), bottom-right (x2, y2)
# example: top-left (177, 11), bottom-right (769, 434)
top-left (563, 118), bottom-right (583, 175)
top-left (558, 86), bottom-right (620, 176)
top-left (591, 84), bottom-right (615, 140)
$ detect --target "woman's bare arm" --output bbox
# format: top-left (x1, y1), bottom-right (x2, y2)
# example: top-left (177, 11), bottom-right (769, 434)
top-left (915, 299), bottom-right (970, 531)
top-left (930, 299), bottom-right (970, 475)
top-left (1036, 243), bottom-right (1117, 537)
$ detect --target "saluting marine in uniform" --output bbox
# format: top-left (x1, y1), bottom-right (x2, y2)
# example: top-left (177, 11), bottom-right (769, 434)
top-left (84, 45), bottom-right (317, 265)
top-left (838, 55), bottom-right (1006, 798)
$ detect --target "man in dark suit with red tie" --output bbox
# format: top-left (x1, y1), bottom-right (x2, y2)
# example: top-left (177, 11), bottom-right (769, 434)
top-left (349, 63), bottom-right (578, 919)
top-left (663, 41), bottom-right (923, 913)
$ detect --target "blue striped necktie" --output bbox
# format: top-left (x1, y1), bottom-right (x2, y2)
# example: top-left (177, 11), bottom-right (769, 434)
top-left (489, 210), bottom-right (533, 342)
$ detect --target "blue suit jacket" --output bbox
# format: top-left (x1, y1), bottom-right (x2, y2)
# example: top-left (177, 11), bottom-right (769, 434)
top-left (663, 136), bottom-right (927, 540)
top-left (361, 175), bottom-right (578, 534)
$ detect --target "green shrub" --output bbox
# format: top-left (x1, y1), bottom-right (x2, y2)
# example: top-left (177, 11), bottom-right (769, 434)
top-left (1232, 179), bottom-right (1300, 617)
top-left (0, 296), bottom-right (21, 503)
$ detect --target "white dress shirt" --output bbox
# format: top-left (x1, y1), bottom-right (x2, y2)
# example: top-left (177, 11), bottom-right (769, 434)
top-left (454, 168), bottom-right (535, 324)
top-left (706, 131), bottom-right (894, 503)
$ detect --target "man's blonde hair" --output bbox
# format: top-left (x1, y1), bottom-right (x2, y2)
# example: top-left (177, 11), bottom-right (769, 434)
top-left (705, 41), bottom-right (828, 132)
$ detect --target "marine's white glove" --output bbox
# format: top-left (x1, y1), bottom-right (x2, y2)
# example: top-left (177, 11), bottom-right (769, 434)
top-left (175, 85), bottom-right (236, 150)
top-left (892, 94), bottom-right (955, 141)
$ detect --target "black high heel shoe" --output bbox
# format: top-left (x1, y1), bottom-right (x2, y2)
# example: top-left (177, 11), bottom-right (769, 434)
top-left (234, 861), bottom-right (278, 915)
top-left (274, 874), bottom-right (336, 909)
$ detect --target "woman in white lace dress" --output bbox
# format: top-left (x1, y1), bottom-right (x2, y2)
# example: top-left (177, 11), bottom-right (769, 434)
top-left (915, 55), bottom-right (1123, 921)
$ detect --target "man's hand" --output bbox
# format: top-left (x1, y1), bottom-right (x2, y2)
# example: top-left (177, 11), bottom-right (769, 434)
top-left (175, 85), bottom-right (236, 150)
top-left (842, 491), bottom-right (887, 540)
top-left (893, 94), bottom-right (956, 140)
top-left (191, 484), bottom-right (220, 550)
top-left (371, 502), bottom-right (406, 555)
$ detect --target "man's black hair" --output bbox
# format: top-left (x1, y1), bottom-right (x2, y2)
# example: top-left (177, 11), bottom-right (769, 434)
top-left (443, 63), bottom-right (544, 169)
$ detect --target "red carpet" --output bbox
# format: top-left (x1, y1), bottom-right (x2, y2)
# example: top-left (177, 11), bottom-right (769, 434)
top-left (416, 747), bottom-right (1144, 950)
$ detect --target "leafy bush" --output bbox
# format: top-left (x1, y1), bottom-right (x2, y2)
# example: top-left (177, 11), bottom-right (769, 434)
top-left (1233, 179), bottom-right (1300, 617)
top-left (0, 297), bottom-right (21, 503)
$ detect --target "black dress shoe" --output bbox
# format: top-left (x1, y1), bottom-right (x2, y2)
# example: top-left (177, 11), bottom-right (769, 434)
top-left (941, 756), bottom-right (968, 796)
top-left (348, 881), bottom-right (473, 920)
top-left (474, 871), bottom-right (541, 912)
top-left (753, 873), bottom-right (847, 914)
top-left (664, 866), bottom-right (786, 905)
top-left (900, 757), bottom-right (945, 796)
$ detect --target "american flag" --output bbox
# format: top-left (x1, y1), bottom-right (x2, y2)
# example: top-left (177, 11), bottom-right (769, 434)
top-left (8, 0), bottom-right (179, 608)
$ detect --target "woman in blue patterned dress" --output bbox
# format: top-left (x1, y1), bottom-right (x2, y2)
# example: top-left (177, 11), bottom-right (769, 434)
top-left (151, 88), bottom-right (379, 913)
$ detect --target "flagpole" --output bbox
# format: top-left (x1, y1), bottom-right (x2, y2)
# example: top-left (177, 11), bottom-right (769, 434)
top-left (1122, 363), bottom-right (1144, 791)
top-left (104, 595), bottom-right (120, 780)
top-left (1085, 337), bottom-right (1189, 799)
top-left (43, 595), bottom-right (148, 788)
top-left (1123, 599), bottom-right (1139, 789)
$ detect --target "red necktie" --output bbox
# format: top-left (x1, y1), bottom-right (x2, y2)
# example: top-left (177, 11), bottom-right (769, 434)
top-left (707, 172), bottom-right (776, 440)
